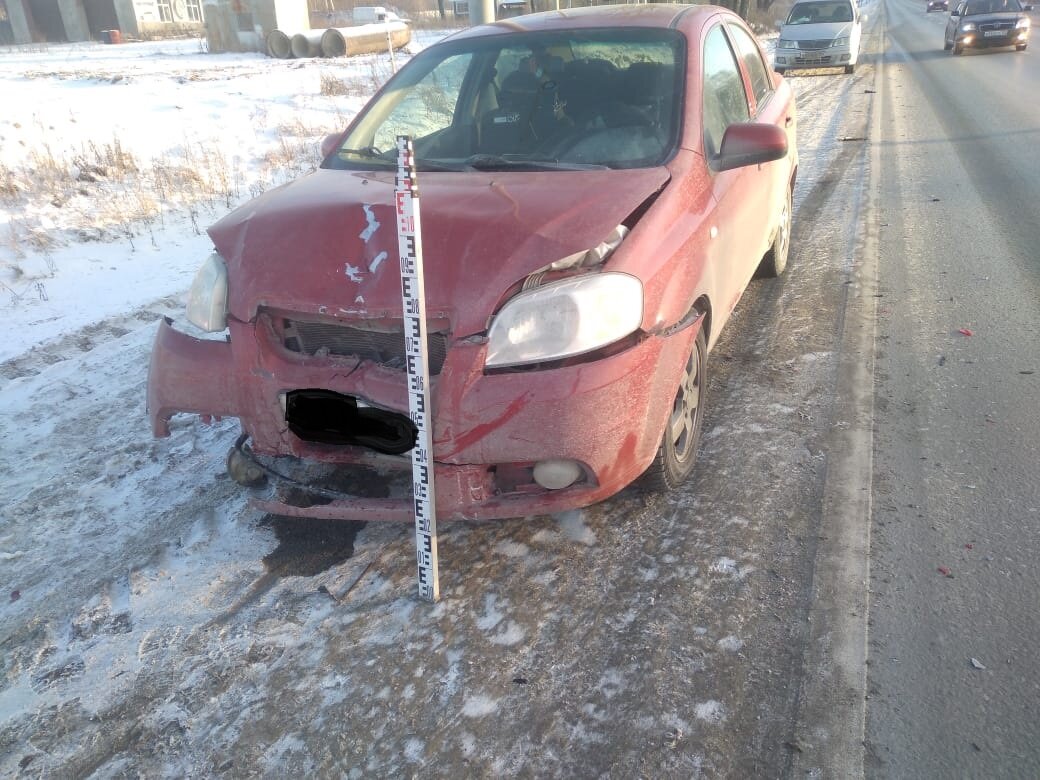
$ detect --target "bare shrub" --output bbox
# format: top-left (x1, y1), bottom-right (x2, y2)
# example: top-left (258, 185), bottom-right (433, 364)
top-left (0, 162), bottom-right (21, 202)
top-left (320, 62), bottom-right (389, 97)
top-left (3, 105), bottom-right (342, 273)
top-left (320, 72), bottom-right (351, 96)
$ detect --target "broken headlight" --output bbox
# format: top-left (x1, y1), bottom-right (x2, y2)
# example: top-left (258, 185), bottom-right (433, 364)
top-left (185, 252), bottom-right (229, 332)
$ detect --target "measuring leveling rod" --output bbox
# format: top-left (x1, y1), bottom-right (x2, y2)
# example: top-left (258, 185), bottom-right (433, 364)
top-left (395, 135), bottom-right (440, 603)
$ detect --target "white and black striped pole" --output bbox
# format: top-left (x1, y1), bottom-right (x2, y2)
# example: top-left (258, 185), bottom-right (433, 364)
top-left (395, 135), bottom-right (440, 603)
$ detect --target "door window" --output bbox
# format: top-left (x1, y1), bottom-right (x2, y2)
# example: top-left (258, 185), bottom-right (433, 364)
top-left (702, 25), bottom-right (750, 158)
top-left (727, 23), bottom-right (772, 109)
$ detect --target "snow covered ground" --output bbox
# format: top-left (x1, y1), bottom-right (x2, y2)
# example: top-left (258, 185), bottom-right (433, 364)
top-left (0, 27), bottom-right (872, 776)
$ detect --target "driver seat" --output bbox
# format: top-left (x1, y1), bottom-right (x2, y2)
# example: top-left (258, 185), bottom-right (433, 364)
top-left (478, 70), bottom-right (541, 154)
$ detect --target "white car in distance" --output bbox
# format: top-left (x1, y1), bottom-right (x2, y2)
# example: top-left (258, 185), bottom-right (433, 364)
top-left (774, 0), bottom-right (865, 75)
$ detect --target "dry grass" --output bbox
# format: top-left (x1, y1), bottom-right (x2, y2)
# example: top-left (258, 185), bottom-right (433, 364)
top-left (1, 117), bottom-right (349, 276)
top-left (0, 58), bottom-right (393, 283)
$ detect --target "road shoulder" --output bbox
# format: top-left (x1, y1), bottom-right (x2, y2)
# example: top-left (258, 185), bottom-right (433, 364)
top-left (787, 12), bottom-right (885, 778)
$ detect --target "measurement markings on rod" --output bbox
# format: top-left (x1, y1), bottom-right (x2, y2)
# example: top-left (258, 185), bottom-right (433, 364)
top-left (395, 135), bottom-right (440, 603)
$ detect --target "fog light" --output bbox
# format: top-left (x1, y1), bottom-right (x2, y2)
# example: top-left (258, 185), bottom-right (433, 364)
top-left (964, 34), bottom-right (974, 43)
top-left (840, 53), bottom-right (851, 61)
top-left (776, 56), bottom-right (787, 64)
top-left (533, 459), bottom-right (582, 490)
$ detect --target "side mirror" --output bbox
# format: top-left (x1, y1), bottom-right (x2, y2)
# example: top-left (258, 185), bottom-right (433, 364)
top-left (951, 7), bottom-right (960, 15)
top-left (775, 19), bottom-right (784, 30)
top-left (321, 132), bottom-right (344, 159)
top-left (712, 123), bottom-right (788, 173)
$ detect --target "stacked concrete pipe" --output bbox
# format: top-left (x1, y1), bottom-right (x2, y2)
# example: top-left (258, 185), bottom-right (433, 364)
top-left (321, 22), bottom-right (411, 58)
top-left (290, 30), bottom-right (325, 58)
top-left (266, 30), bottom-right (292, 59)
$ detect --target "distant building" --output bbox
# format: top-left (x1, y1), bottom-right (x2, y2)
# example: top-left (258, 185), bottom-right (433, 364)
top-left (1, 0), bottom-right (205, 43)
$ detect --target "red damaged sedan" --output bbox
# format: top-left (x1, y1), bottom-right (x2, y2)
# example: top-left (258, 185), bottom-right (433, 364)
top-left (147, 4), bottom-right (798, 522)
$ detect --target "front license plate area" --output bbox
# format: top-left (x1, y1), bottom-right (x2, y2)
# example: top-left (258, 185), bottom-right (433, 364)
top-left (285, 389), bottom-right (417, 454)
top-left (984, 30), bottom-right (1007, 37)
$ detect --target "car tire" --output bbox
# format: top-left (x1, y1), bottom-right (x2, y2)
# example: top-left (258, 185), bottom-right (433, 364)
top-left (944, 38), bottom-right (953, 50)
top-left (1016, 44), bottom-right (1027, 51)
top-left (757, 184), bottom-right (792, 278)
top-left (638, 327), bottom-right (707, 493)
top-left (775, 67), bottom-right (786, 74)
top-left (844, 63), bottom-right (855, 74)
top-left (954, 41), bottom-right (964, 54)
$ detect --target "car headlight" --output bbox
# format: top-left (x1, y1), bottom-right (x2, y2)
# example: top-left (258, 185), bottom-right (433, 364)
top-left (1015, 17), bottom-right (1030, 27)
top-left (960, 22), bottom-right (977, 30)
top-left (485, 273), bottom-right (643, 368)
top-left (778, 38), bottom-right (796, 48)
top-left (185, 252), bottom-right (229, 332)
top-left (831, 37), bottom-right (850, 47)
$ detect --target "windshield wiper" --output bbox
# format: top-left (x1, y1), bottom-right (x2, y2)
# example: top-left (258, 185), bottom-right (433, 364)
top-left (460, 154), bottom-right (609, 172)
top-left (337, 149), bottom-right (466, 172)
top-left (339, 146), bottom-right (386, 158)
top-left (336, 146), bottom-right (395, 167)
top-left (415, 159), bottom-right (468, 172)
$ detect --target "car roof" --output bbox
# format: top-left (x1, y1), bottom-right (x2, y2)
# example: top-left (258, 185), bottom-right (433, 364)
top-left (445, 3), bottom-right (718, 40)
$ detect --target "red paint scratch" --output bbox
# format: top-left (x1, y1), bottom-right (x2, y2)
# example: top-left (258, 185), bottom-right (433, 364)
top-left (440, 392), bottom-right (532, 457)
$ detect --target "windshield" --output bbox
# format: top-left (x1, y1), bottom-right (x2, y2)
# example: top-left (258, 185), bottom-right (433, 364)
top-left (964, 0), bottom-right (1021, 13)
top-left (786, 1), bottom-right (855, 23)
top-left (325, 28), bottom-right (684, 172)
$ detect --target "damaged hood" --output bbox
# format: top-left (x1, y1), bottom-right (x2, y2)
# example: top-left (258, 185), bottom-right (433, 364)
top-left (209, 166), bottom-right (669, 336)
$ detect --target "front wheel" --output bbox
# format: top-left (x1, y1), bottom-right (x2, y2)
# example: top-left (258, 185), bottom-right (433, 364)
top-left (844, 63), bottom-right (855, 74)
top-left (944, 38), bottom-right (953, 50)
top-left (1016, 44), bottom-right (1027, 51)
top-left (775, 66), bottom-right (786, 75)
top-left (954, 41), bottom-right (964, 54)
top-left (639, 328), bottom-right (707, 493)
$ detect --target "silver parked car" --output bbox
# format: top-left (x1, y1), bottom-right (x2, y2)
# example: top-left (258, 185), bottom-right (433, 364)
top-left (774, 0), bottom-right (865, 74)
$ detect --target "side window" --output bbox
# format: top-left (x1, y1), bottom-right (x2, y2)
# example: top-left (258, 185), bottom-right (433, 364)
top-left (727, 23), bottom-right (772, 109)
top-left (373, 53), bottom-right (473, 151)
top-left (702, 25), bottom-right (750, 158)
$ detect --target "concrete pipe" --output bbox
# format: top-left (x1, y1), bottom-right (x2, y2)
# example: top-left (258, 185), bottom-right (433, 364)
top-left (320, 22), bottom-right (411, 58)
top-left (266, 29), bottom-right (293, 59)
top-left (291, 30), bottom-right (325, 58)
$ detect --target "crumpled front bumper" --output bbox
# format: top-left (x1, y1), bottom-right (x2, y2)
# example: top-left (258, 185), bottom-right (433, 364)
top-left (147, 315), bottom-right (698, 522)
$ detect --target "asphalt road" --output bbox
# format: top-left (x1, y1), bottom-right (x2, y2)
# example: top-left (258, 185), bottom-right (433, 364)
top-left (866, 0), bottom-right (1040, 775)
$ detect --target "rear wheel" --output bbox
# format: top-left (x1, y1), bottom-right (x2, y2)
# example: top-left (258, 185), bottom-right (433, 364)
top-left (757, 184), bottom-right (792, 278)
top-left (639, 328), bottom-right (707, 492)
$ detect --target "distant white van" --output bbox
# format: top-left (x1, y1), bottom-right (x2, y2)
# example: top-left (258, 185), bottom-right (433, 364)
top-left (352, 6), bottom-right (407, 24)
